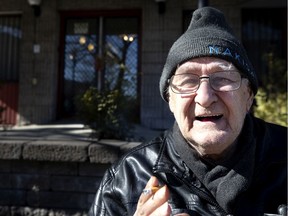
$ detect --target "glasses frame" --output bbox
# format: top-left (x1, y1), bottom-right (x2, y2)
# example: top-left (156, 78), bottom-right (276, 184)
top-left (168, 70), bottom-right (245, 94)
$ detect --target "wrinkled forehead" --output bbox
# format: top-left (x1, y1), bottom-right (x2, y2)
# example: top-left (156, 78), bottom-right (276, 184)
top-left (175, 57), bottom-right (237, 75)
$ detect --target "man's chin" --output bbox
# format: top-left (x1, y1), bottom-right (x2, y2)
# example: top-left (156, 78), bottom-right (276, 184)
top-left (187, 137), bottom-right (230, 158)
top-left (192, 118), bottom-right (227, 130)
top-left (187, 129), bottom-right (230, 149)
top-left (191, 124), bottom-right (228, 135)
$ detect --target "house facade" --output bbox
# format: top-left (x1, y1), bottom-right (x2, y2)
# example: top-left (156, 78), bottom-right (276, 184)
top-left (0, 0), bottom-right (286, 130)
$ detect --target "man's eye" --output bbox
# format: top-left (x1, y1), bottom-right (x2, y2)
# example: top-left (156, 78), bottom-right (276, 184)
top-left (180, 78), bottom-right (198, 87)
top-left (213, 77), bottom-right (233, 84)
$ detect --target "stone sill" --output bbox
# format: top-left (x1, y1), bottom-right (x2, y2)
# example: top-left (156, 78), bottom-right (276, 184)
top-left (0, 139), bottom-right (141, 164)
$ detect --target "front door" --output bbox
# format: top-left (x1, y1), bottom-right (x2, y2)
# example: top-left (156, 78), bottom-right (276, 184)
top-left (58, 10), bottom-right (141, 123)
top-left (0, 14), bottom-right (21, 125)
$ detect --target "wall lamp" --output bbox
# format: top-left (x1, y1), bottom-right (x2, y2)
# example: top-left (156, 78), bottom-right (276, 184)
top-left (27, 0), bottom-right (42, 17)
top-left (198, 0), bottom-right (209, 8)
top-left (155, 0), bottom-right (166, 14)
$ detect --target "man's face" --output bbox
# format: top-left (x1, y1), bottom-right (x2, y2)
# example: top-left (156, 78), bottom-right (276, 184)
top-left (168, 57), bottom-right (254, 158)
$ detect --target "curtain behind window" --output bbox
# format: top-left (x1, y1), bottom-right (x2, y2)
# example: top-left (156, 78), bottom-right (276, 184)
top-left (0, 15), bottom-right (21, 82)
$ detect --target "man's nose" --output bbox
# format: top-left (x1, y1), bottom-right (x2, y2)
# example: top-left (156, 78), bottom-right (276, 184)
top-left (194, 79), bottom-right (217, 107)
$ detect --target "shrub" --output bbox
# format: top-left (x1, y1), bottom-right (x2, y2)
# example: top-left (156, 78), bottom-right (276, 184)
top-left (77, 87), bottom-right (133, 140)
top-left (253, 53), bottom-right (287, 127)
top-left (254, 88), bottom-right (287, 127)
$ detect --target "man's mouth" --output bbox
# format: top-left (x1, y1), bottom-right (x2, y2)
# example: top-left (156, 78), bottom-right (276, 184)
top-left (195, 114), bottom-right (223, 122)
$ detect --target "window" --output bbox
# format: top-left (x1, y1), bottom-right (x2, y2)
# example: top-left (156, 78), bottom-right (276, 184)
top-left (60, 11), bottom-right (140, 121)
top-left (242, 8), bottom-right (287, 86)
top-left (0, 15), bottom-right (21, 82)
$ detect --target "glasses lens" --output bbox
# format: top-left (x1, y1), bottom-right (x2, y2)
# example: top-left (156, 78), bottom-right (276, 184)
top-left (170, 74), bottom-right (199, 94)
top-left (210, 71), bottom-right (241, 91)
top-left (170, 71), bottom-right (242, 94)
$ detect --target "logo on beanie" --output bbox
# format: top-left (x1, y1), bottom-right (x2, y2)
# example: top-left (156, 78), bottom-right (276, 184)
top-left (208, 45), bottom-right (253, 76)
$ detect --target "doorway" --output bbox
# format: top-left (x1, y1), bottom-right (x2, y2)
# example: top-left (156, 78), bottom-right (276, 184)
top-left (58, 10), bottom-right (141, 123)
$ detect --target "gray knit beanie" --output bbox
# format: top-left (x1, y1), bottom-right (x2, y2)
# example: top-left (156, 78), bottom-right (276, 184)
top-left (159, 7), bottom-right (258, 102)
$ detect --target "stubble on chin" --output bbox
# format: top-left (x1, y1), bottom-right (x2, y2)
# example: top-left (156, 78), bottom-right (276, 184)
top-left (184, 128), bottom-right (233, 157)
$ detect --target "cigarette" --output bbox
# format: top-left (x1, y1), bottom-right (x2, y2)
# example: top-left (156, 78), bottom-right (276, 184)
top-left (142, 186), bottom-right (161, 195)
top-left (151, 186), bottom-right (161, 193)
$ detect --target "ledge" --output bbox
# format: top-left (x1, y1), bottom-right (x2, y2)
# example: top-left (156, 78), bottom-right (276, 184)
top-left (0, 139), bottom-right (141, 164)
top-left (0, 123), bottom-right (158, 164)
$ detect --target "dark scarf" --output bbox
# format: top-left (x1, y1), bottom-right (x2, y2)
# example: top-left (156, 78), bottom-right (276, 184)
top-left (173, 115), bottom-right (256, 213)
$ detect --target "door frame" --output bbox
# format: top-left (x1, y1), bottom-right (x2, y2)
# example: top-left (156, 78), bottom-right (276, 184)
top-left (57, 9), bottom-right (142, 120)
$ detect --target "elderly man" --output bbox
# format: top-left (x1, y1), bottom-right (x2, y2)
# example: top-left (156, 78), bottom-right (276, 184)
top-left (89, 7), bottom-right (287, 216)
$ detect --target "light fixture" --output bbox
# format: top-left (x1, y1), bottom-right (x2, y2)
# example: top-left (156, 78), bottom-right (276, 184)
top-left (198, 0), bottom-right (209, 8)
top-left (123, 35), bottom-right (129, 41)
top-left (27, 0), bottom-right (42, 17)
top-left (79, 36), bottom-right (86, 45)
top-left (155, 0), bottom-right (166, 14)
top-left (87, 43), bottom-right (95, 52)
top-left (123, 35), bottom-right (134, 42)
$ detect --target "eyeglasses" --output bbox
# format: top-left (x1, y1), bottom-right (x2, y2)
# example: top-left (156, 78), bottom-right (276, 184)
top-left (169, 71), bottom-right (244, 94)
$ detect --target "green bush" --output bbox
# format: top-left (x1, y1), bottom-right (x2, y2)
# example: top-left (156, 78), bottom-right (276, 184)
top-left (254, 88), bottom-right (287, 127)
top-left (253, 53), bottom-right (287, 127)
top-left (77, 87), bottom-right (133, 140)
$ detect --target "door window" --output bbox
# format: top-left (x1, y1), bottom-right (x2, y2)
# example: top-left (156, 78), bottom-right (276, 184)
top-left (61, 13), bottom-right (140, 122)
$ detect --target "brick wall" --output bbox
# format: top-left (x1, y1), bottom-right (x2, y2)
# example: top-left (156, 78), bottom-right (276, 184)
top-left (0, 139), bottom-right (139, 215)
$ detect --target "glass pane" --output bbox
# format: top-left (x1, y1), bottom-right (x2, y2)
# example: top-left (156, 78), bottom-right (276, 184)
top-left (242, 8), bottom-right (287, 85)
top-left (61, 16), bottom-right (140, 121)
top-left (0, 15), bottom-right (21, 81)
top-left (104, 17), bottom-right (138, 99)
top-left (63, 18), bottom-right (98, 115)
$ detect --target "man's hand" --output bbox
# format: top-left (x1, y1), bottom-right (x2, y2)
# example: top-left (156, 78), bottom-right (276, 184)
top-left (133, 176), bottom-right (171, 216)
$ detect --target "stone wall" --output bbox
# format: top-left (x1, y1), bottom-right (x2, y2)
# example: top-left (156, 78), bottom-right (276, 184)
top-left (0, 139), bottom-right (140, 215)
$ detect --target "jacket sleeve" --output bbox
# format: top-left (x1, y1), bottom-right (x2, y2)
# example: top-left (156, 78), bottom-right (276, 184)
top-left (88, 167), bottom-right (128, 216)
top-left (88, 140), bottom-right (161, 216)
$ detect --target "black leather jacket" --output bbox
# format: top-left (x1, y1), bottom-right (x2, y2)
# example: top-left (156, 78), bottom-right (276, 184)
top-left (89, 116), bottom-right (287, 215)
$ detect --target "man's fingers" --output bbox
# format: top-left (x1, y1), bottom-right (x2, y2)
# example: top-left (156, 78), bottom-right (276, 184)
top-left (135, 185), bottom-right (170, 216)
top-left (137, 176), bottom-right (159, 207)
top-left (150, 202), bottom-right (171, 216)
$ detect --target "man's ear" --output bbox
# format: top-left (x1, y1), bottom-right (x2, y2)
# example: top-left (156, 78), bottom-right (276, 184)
top-left (246, 86), bottom-right (255, 113)
top-left (167, 92), bottom-right (175, 113)
top-left (243, 79), bottom-right (255, 113)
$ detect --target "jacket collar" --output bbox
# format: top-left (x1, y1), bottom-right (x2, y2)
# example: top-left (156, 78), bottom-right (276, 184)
top-left (153, 115), bottom-right (257, 213)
